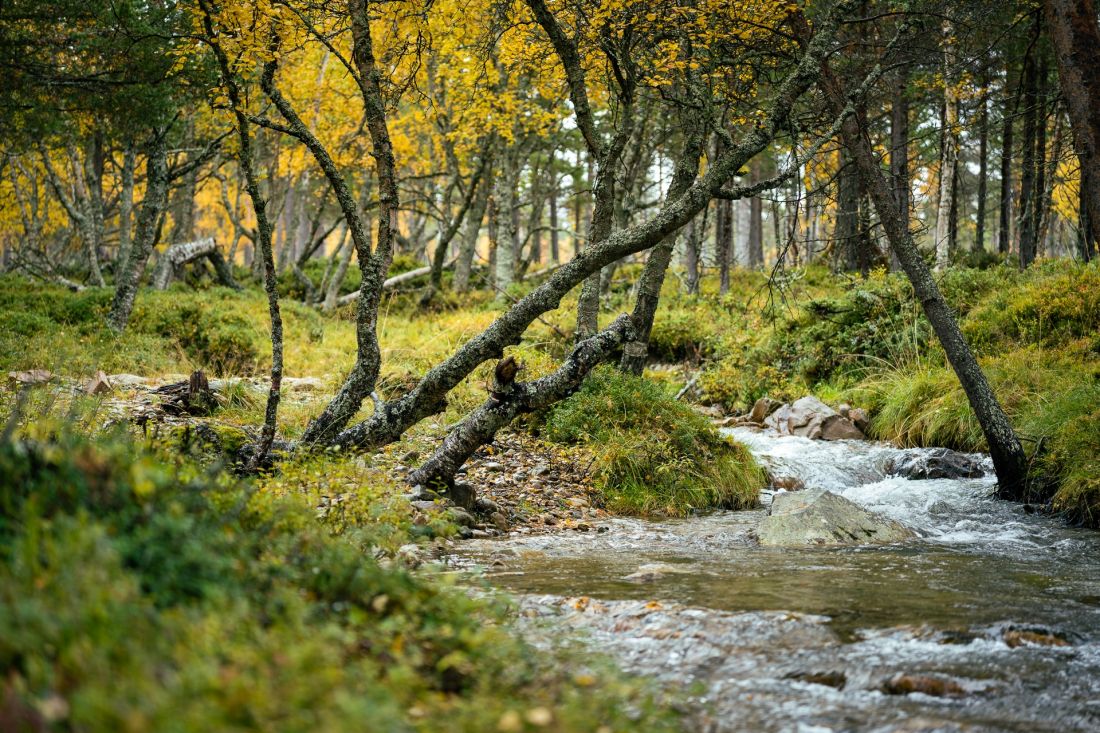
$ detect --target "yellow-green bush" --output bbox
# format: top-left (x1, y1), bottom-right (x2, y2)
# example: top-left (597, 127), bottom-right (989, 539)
top-left (850, 349), bottom-right (1100, 524)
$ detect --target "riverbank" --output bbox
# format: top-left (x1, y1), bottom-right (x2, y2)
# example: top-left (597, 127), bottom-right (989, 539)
top-left (452, 427), bottom-right (1100, 732)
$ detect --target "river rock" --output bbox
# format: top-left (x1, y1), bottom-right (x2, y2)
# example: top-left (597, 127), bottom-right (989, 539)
top-left (84, 370), bottom-right (113, 395)
top-left (283, 376), bottom-right (324, 392)
top-left (886, 448), bottom-right (985, 480)
top-left (623, 562), bottom-right (693, 583)
top-left (748, 396), bottom-right (782, 425)
top-left (881, 673), bottom-right (967, 698)
top-left (8, 369), bottom-right (54, 386)
top-left (755, 488), bottom-right (916, 546)
top-left (765, 396), bottom-right (866, 441)
top-left (108, 373), bottom-right (151, 388)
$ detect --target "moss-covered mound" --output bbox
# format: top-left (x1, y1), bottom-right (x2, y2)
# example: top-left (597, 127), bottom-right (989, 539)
top-left (543, 367), bottom-right (763, 516)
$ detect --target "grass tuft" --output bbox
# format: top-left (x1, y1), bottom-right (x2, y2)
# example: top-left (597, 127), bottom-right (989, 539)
top-left (543, 367), bottom-right (763, 516)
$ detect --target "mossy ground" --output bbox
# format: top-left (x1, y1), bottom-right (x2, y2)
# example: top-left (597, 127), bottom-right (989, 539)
top-left (0, 402), bottom-right (679, 732)
top-left (0, 265), bottom-right (762, 732)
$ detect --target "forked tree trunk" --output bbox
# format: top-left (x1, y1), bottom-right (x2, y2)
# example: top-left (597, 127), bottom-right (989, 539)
top-left (818, 55), bottom-right (1030, 500)
top-left (314, 3), bottom-right (844, 455)
top-left (408, 315), bottom-right (634, 496)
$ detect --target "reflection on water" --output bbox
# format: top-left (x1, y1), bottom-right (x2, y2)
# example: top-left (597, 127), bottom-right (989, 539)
top-left (453, 429), bottom-right (1100, 732)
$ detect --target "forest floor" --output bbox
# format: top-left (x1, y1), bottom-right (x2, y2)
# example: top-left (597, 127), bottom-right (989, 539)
top-left (1, 257), bottom-right (1098, 730)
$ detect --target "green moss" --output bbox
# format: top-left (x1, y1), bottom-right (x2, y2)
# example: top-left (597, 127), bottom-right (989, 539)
top-left (544, 367), bottom-right (763, 516)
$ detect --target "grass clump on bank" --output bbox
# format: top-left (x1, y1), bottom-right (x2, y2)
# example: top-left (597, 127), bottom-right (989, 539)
top-left (0, 420), bottom-right (678, 732)
top-left (543, 367), bottom-right (763, 516)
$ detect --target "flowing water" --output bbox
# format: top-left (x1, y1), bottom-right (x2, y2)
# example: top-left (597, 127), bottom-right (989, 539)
top-left (452, 428), bottom-right (1100, 732)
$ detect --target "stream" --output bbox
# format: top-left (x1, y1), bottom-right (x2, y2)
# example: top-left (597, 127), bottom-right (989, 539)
top-left (452, 428), bottom-right (1100, 732)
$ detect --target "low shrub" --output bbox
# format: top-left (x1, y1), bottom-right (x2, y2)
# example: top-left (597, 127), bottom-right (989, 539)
top-left (130, 291), bottom-right (262, 375)
top-left (544, 367), bottom-right (763, 515)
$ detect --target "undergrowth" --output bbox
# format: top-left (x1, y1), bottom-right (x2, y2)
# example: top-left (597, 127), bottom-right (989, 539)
top-left (0, 417), bottom-right (678, 732)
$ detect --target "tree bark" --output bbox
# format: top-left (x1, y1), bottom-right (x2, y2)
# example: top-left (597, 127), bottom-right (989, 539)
top-left (1080, 165), bottom-right (1096, 261)
top-left (1018, 23), bottom-right (1041, 267)
top-left (975, 66), bottom-right (990, 254)
top-left (201, 0), bottom-right (284, 468)
top-left (817, 51), bottom-right (1030, 500)
top-left (619, 236), bottom-right (675, 375)
top-left (836, 149), bottom-right (860, 271)
top-left (454, 159), bottom-right (492, 292)
top-left (548, 168), bottom-right (560, 263)
top-left (683, 215), bottom-right (701, 294)
top-left (408, 315), bottom-right (634, 494)
top-left (999, 62), bottom-right (1019, 255)
top-left (494, 155), bottom-right (517, 298)
top-left (108, 132), bottom-right (170, 332)
top-left (430, 153), bottom-right (488, 291)
top-left (117, 143), bottom-right (137, 275)
top-left (934, 20), bottom-right (959, 271)
top-left (1044, 0), bottom-right (1100, 256)
top-left (81, 135), bottom-right (107, 286)
top-left (324, 225), bottom-right (355, 311)
top-left (295, 1), bottom-right (845, 456)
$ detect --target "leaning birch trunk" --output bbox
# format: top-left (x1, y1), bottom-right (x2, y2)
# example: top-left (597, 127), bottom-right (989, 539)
top-left (324, 6), bottom-right (846, 453)
top-left (817, 50), bottom-right (1029, 500)
top-left (408, 314), bottom-right (634, 499)
top-left (152, 237), bottom-right (239, 291)
top-left (619, 236), bottom-right (676, 375)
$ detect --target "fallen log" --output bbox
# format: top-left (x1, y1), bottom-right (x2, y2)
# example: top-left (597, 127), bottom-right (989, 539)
top-left (336, 263), bottom-right (435, 306)
top-left (153, 237), bottom-right (241, 291)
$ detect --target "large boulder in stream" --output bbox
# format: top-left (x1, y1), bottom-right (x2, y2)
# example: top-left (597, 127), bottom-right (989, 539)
top-left (755, 488), bottom-right (916, 546)
top-left (764, 396), bottom-right (866, 441)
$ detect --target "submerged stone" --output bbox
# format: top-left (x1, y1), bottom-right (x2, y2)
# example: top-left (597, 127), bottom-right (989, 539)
top-left (886, 448), bottom-right (986, 480)
top-left (755, 488), bottom-right (916, 546)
